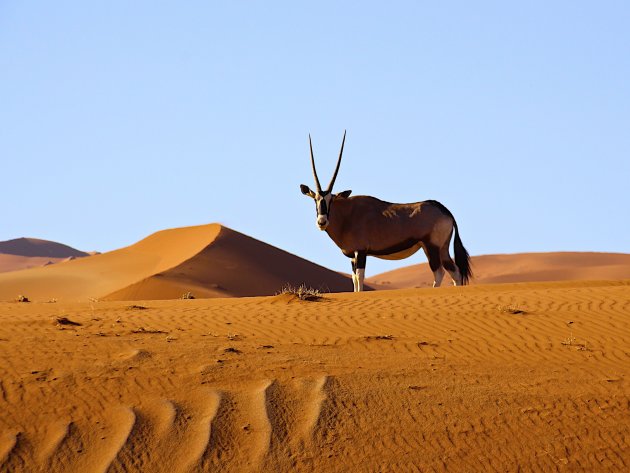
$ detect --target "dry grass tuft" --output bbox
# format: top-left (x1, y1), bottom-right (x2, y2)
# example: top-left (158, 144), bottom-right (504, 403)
top-left (131, 327), bottom-right (167, 334)
top-left (497, 304), bottom-right (527, 315)
top-left (54, 316), bottom-right (82, 326)
top-left (181, 292), bottom-right (195, 300)
top-left (561, 332), bottom-right (589, 351)
top-left (277, 284), bottom-right (323, 301)
top-left (365, 335), bottom-right (395, 341)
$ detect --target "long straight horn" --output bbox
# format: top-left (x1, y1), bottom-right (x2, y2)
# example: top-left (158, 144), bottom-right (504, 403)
top-left (327, 129), bottom-right (346, 191)
top-left (309, 134), bottom-right (322, 192)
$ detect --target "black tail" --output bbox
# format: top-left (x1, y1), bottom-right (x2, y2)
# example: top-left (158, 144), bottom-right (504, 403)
top-left (452, 222), bottom-right (472, 285)
top-left (425, 200), bottom-right (473, 285)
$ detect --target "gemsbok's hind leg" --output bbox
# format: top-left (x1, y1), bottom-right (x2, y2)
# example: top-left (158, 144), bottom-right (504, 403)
top-left (440, 245), bottom-right (462, 286)
top-left (424, 244), bottom-right (445, 288)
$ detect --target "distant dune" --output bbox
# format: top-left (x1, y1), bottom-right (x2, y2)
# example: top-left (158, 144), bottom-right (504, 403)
top-left (0, 237), bottom-right (88, 258)
top-left (0, 237), bottom-right (90, 273)
top-left (0, 224), bottom-right (353, 301)
top-left (367, 252), bottom-right (630, 289)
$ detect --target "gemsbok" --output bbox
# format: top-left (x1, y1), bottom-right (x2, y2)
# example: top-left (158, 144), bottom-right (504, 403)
top-left (300, 131), bottom-right (472, 292)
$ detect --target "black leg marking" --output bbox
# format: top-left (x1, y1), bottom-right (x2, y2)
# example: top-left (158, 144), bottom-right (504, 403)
top-left (442, 258), bottom-right (456, 272)
top-left (355, 251), bottom-right (367, 269)
top-left (424, 244), bottom-right (441, 272)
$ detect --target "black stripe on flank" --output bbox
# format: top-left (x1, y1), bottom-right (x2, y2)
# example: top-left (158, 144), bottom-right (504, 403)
top-left (367, 238), bottom-right (421, 257)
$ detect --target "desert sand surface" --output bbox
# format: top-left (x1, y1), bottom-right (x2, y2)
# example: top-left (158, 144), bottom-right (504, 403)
top-left (368, 252), bottom-right (630, 289)
top-left (0, 224), bottom-right (352, 302)
top-left (0, 238), bottom-right (90, 274)
top-left (0, 279), bottom-right (628, 472)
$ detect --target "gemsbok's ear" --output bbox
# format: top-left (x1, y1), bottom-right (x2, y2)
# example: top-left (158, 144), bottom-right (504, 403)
top-left (337, 190), bottom-right (352, 199)
top-left (300, 184), bottom-right (315, 197)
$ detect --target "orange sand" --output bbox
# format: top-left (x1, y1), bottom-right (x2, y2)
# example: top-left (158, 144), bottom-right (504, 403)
top-left (0, 279), bottom-right (628, 472)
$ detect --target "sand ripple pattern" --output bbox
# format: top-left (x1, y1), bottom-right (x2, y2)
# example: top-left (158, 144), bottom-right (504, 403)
top-left (0, 280), bottom-right (628, 471)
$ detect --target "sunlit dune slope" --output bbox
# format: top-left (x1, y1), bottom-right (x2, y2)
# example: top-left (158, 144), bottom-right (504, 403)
top-left (0, 224), bottom-right (352, 302)
top-left (368, 251), bottom-right (630, 289)
top-left (0, 238), bottom-right (90, 273)
top-left (0, 225), bottom-right (221, 301)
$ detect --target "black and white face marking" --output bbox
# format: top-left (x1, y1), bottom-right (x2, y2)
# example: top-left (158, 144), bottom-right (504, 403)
top-left (314, 191), bottom-right (334, 230)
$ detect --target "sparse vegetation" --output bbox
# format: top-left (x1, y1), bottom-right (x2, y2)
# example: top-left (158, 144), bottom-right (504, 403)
top-left (126, 305), bottom-right (147, 310)
top-left (497, 304), bottom-right (527, 315)
top-left (131, 327), bottom-right (167, 334)
top-left (277, 284), bottom-right (322, 301)
top-left (16, 295), bottom-right (30, 303)
top-left (181, 292), bottom-right (195, 300)
top-left (54, 316), bottom-right (82, 326)
top-left (365, 335), bottom-right (395, 341)
top-left (561, 332), bottom-right (589, 351)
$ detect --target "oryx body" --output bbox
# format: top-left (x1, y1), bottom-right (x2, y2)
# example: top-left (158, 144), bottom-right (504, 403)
top-left (300, 132), bottom-right (472, 292)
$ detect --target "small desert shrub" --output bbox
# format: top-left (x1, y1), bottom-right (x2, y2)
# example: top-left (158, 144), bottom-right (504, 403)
top-left (54, 316), bottom-right (82, 326)
top-left (278, 284), bottom-right (322, 301)
top-left (365, 335), bottom-right (395, 341)
top-left (497, 304), bottom-right (526, 315)
top-left (126, 304), bottom-right (147, 310)
top-left (16, 295), bottom-right (30, 303)
top-left (181, 292), bottom-right (195, 300)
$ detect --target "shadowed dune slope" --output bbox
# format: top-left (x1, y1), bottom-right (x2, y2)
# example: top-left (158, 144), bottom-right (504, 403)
top-left (0, 224), bottom-right (352, 302)
top-left (0, 238), bottom-right (90, 273)
top-left (368, 252), bottom-right (630, 289)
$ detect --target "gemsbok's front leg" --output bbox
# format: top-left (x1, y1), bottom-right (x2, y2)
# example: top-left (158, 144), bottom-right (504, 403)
top-left (354, 251), bottom-right (367, 292)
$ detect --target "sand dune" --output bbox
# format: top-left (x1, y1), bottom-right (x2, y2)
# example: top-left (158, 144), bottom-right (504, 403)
top-left (0, 237), bottom-right (88, 258)
top-left (368, 251), bottom-right (630, 289)
top-left (0, 279), bottom-right (628, 471)
top-left (0, 224), bottom-right (352, 302)
top-left (0, 238), bottom-right (90, 274)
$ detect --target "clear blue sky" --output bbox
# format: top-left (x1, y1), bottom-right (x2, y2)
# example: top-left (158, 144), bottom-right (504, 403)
top-left (1, 1), bottom-right (629, 275)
